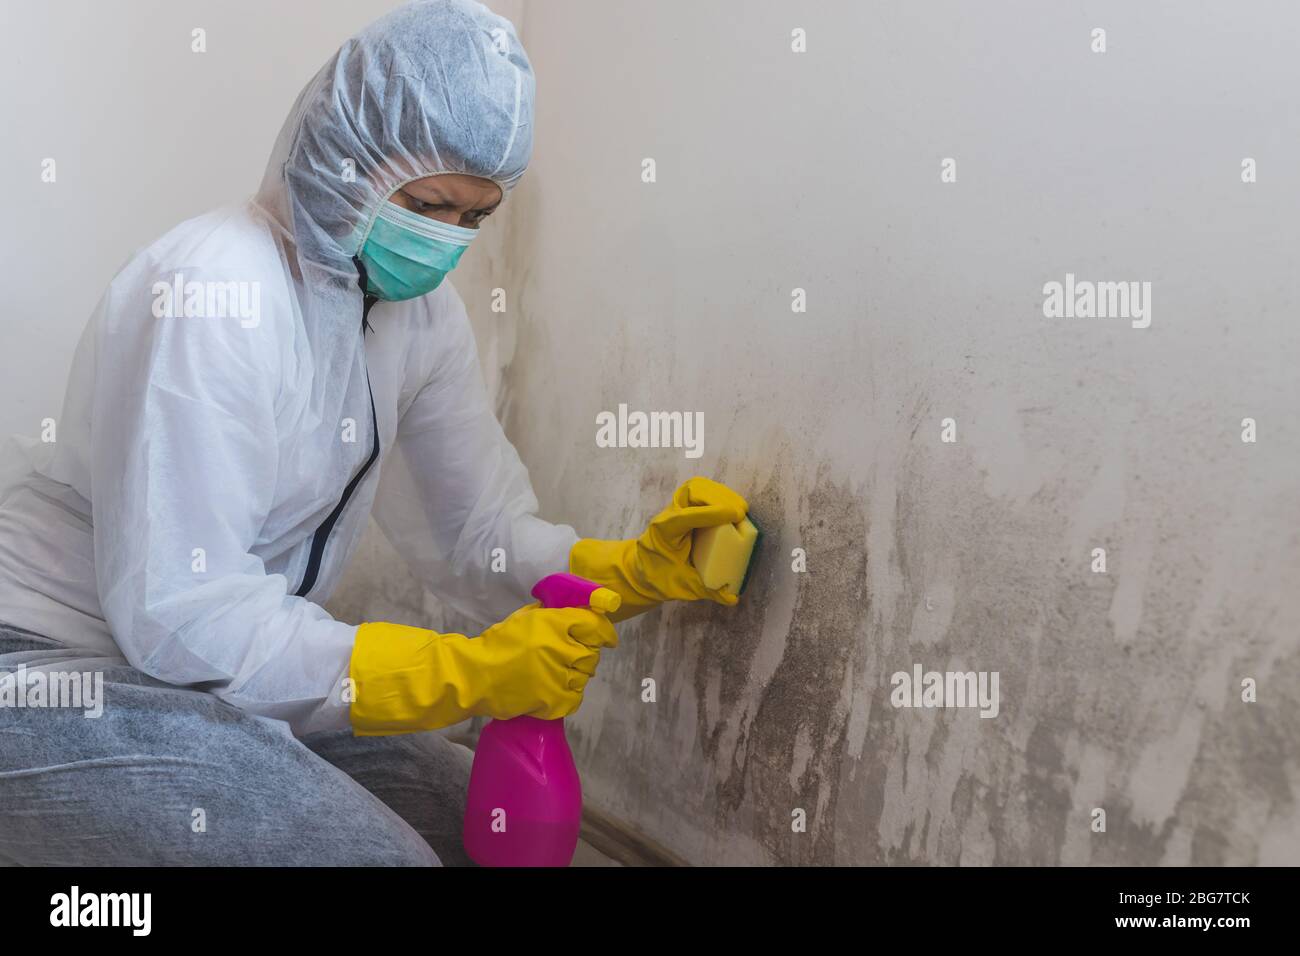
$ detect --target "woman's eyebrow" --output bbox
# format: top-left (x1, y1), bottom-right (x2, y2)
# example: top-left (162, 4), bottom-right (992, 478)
top-left (400, 185), bottom-right (500, 213)
top-left (402, 187), bottom-right (497, 212)
top-left (402, 187), bottom-right (451, 204)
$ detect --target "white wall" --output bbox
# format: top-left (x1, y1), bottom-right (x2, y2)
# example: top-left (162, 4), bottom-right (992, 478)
top-left (462, 0), bottom-right (1299, 864)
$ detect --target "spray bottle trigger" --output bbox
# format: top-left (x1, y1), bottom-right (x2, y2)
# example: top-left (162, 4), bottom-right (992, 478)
top-left (588, 588), bottom-right (622, 614)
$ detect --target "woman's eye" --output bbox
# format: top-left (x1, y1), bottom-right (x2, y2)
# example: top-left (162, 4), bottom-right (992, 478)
top-left (402, 194), bottom-right (444, 214)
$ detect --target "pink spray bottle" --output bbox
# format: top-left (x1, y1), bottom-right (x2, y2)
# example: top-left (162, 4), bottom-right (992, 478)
top-left (462, 572), bottom-right (621, 867)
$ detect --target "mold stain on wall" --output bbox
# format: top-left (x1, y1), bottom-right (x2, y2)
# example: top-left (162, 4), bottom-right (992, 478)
top-left (649, 463), bottom-right (872, 864)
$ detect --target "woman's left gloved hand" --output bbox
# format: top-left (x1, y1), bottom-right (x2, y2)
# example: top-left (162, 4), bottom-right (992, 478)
top-left (569, 477), bottom-right (748, 622)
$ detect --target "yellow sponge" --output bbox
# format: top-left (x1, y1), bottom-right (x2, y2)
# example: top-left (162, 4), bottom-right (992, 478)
top-left (690, 516), bottom-right (759, 594)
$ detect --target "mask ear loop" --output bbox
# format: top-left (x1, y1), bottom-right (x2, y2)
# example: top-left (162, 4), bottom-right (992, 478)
top-left (352, 255), bottom-right (378, 334)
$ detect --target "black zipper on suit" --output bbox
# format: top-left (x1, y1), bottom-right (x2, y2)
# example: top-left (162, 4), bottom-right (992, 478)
top-left (293, 260), bottom-right (381, 598)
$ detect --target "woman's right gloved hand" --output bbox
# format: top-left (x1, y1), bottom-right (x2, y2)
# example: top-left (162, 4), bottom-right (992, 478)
top-left (349, 603), bottom-right (619, 736)
top-left (569, 476), bottom-right (749, 622)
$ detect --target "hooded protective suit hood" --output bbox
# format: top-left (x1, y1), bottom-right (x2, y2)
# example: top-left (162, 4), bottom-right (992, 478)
top-left (254, 0), bottom-right (534, 427)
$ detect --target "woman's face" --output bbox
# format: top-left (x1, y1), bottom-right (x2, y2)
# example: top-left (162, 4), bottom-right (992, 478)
top-left (388, 174), bottom-right (503, 229)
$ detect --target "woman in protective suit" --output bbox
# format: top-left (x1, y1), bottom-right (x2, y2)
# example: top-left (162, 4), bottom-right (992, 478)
top-left (0, 0), bottom-right (745, 865)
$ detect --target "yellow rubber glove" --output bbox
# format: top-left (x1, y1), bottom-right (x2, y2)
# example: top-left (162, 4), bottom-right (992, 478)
top-left (569, 476), bottom-right (749, 622)
top-left (349, 602), bottom-right (619, 736)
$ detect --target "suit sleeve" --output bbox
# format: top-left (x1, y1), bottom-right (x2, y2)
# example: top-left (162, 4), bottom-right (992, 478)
top-left (370, 287), bottom-right (577, 627)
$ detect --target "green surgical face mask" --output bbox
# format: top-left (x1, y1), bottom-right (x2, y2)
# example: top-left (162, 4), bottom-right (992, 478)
top-left (357, 200), bottom-right (478, 301)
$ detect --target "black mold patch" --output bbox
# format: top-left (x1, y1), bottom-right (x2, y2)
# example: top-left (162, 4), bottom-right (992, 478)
top-left (683, 465), bottom-right (870, 863)
top-left (676, 461), bottom-right (786, 765)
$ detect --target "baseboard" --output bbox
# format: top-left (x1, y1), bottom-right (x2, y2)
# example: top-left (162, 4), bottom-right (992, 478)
top-left (579, 802), bottom-right (689, 867)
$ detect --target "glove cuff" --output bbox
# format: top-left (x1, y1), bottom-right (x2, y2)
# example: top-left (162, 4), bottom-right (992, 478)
top-left (350, 622), bottom-right (477, 735)
top-left (568, 537), bottom-right (658, 622)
